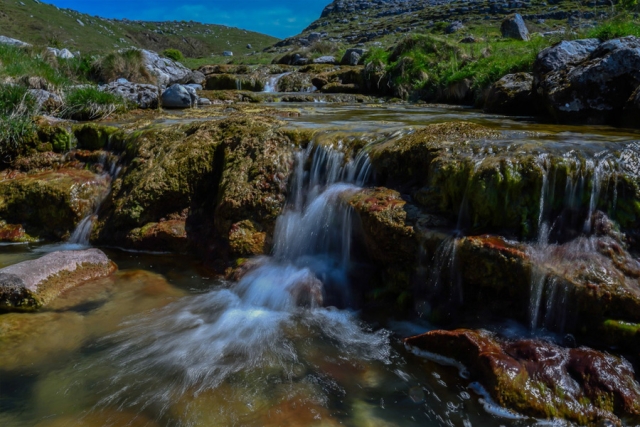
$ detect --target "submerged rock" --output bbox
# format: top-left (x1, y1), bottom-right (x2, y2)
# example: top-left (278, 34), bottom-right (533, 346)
top-left (0, 249), bottom-right (116, 311)
top-left (405, 329), bottom-right (640, 426)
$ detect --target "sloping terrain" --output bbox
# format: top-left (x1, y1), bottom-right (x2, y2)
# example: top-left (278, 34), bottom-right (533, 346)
top-left (0, 0), bottom-right (279, 57)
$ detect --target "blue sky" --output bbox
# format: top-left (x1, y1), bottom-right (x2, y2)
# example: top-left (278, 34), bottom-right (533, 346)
top-left (46, 0), bottom-right (330, 38)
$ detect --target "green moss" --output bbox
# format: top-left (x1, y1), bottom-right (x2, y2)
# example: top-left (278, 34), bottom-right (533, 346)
top-left (73, 123), bottom-right (119, 150)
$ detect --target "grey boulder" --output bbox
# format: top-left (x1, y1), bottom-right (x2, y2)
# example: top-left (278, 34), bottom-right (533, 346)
top-left (341, 48), bottom-right (366, 66)
top-left (0, 35), bottom-right (31, 48)
top-left (141, 49), bottom-right (191, 86)
top-left (533, 38), bottom-right (600, 77)
top-left (161, 84), bottom-right (197, 109)
top-left (501, 14), bottom-right (530, 41)
top-left (313, 55), bottom-right (337, 65)
top-left (484, 73), bottom-right (536, 116)
top-left (101, 81), bottom-right (159, 109)
top-left (0, 249), bottom-right (116, 311)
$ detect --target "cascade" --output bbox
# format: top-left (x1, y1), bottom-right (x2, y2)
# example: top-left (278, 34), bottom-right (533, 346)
top-left (263, 72), bottom-right (292, 93)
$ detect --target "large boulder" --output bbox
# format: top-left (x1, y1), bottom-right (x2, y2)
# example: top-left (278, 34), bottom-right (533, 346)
top-left (536, 36), bottom-right (640, 124)
top-left (405, 329), bottom-right (640, 425)
top-left (0, 35), bottom-right (31, 48)
top-left (141, 49), bottom-right (191, 87)
top-left (500, 14), bottom-right (530, 41)
top-left (0, 249), bottom-right (116, 311)
top-left (341, 48), bottom-right (366, 66)
top-left (100, 80), bottom-right (159, 109)
top-left (484, 72), bottom-right (536, 115)
top-left (161, 84), bottom-right (197, 109)
top-left (532, 38), bottom-right (600, 79)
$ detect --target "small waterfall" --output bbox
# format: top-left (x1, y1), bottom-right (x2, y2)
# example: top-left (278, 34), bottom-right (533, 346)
top-left (263, 72), bottom-right (292, 93)
top-left (235, 78), bottom-right (242, 91)
top-left (68, 215), bottom-right (96, 245)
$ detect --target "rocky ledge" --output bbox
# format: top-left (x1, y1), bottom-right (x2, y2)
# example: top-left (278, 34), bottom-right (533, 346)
top-left (0, 249), bottom-right (117, 311)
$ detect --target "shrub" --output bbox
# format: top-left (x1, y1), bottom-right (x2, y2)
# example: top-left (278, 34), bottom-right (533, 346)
top-left (163, 48), bottom-right (184, 62)
top-left (92, 48), bottom-right (154, 84)
top-left (61, 86), bottom-right (131, 120)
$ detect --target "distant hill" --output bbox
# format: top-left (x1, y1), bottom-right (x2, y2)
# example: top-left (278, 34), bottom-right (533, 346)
top-left (277, 0), bottom-right (610, 47)
top-left (0, 0), bottom-right (279, 57)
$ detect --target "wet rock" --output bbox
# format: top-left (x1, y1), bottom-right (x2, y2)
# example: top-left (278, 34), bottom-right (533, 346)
top-left (126, 219), bottom-right (188, 252)
top-left (0, 249), bottom-right (116, 311)
top-left (501, 14), bottom-right (530, 41)
top-left (161, 84), bottom-right (197, 109)
top-left (405, 329), bottom-right (640, 426)
top-left (73, 123), bottom-right (120, 150)
top-left (228, 219), bottom-right (266, 257)
top-left (484, 72), bottom-right (536, 115)
top-left (321, 82), bottom-right (361, 94)
top-left (537, 36), bottom-right (640, 124)
top-left (100, 80), bottom-right (159, 109)
top-left (0, 169), bottom-right (110, 240)
top-left (278, 72), bottom-right (314, 93)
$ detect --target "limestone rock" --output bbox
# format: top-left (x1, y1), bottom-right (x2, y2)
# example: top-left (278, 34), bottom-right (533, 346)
top-left (0, 35), bottom-right (31, 48)
top-left (501, 14), bottom-right (530, 41)
top-left (533, 38), bottom-right (600, 78)
top-left (313, 55), bottom-right (338, 65)
top-left (161, 84), bottom-right (197, 109)
top-left (100, 80), bottom-right (158, 109)
top-left (341, 48), bottom-right (366, 66)
top-left (0, 249), bottom-right (117, 311)
top-left (141, 49), bottom-right (191, 87)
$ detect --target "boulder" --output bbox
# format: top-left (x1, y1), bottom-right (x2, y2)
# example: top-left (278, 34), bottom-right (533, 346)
top-left (500, 14), bottom-right (530, 41)
top-left (341, 48), bottom-right (366, 66)
top-left (0, 249), bottom-right (117, 311)
top-left (198, 97), bottom-right (212, 106)
top-left (484, 72), bottom-right (536, 115)
top-left (161, 84), bottom-right (197, 109)
top-left (313, 55), bottom-right (338, 65)
top-left (28, 89), bottom-right (63, 111)
top-left (444, 21), bottom-right (465, 34)
top-left (179, 70), bottom-right (206, 85)
top-left (537, 36), bottom-right (640, 124)
top-left (140, 49), bottom-right (191, 87)
top-left (533, 38), bottom-right (600, 78)
top-left (126, 220), bottom-right (188, 252)
top-left (100, 80), bottom-right (159, 109)
top-left (405, 329), bottom-right (640, 425)
top-left (0, 35), bottom-right (31, 48)
top-left (623, 85), bottom-right (640, 128)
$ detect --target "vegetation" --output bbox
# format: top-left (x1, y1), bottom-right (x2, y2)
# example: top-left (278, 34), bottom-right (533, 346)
top-left (91, 48), bottom-right (153, 84)
top-left (163, 48), bottom-right (184, 62)
top-left (0, 85), bottom-right (37, 161)
top-left (61, 86), bottom-right (131, 121)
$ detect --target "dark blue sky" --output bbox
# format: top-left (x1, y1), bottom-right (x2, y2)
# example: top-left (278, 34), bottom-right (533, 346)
top-left (46, 0), bottom-right (330, 38)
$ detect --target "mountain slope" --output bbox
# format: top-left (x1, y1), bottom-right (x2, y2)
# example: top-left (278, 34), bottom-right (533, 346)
top-left (0, 0), bottom-right (279, 57)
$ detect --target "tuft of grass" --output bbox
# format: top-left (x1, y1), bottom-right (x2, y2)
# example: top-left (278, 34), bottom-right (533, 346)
top-left (92, 48), bottom-right (154, 84)
top-left (0, 84), bottom-right (37, 161)
top-left (587, 14), bottom-right (640, 40)
top-left (61, 86), bottom-right (131, 120)
top-left (163, 48), bottom-right (184, 62)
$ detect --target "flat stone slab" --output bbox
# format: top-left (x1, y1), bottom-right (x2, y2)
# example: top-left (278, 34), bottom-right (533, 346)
top-left (0, 249), bottom-right (116, 311)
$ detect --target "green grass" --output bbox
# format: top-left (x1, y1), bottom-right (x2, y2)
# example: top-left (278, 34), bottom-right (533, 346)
top-left (163, 49), bottom-right (184, 62)
top-left (92, 49), bottom-right (153, 84)
top-left (0, 85), bottom-right (37, 161)
top-left (0, 0), bottom-right (278, 58)
top-left (61, 87), bottom-right (131, 121)
top-left (587, 14), bottom-right (640, 40)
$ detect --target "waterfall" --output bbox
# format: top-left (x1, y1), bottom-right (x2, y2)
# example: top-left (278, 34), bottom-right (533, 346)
top-left (263, 72), bottom-right (292, 93)
top-left (235, 78), bottom-right (242, 91)
top-left (97, 138), bottom-right (389, 413)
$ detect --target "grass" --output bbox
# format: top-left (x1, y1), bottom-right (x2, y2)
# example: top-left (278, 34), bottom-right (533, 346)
top-left (587, 14), bottom-right (640, 40)
top-left (163, 49), bottom-right (184, 62)
top-left (92, 48), bottom-right (153, 84)
top-left (0, 85), bottom-right (37, 161)
top-left (61, 87), bottom-right (131, 121)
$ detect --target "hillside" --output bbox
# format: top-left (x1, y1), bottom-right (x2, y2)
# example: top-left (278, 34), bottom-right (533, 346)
top-left (0, 0), bottom-right (279, 57)
top-left (276, 0), bottom-right (612, 48)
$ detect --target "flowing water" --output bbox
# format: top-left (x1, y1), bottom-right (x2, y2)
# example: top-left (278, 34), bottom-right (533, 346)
top-left (2, 104), bottom-right (640, 427)
top-left (263, 72), bottom-right (292, 93)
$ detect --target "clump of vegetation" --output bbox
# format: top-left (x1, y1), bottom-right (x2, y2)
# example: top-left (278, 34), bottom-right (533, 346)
top-left (588, 13), bottom-right (640, 40)
top-left (61, 86), bottom-right (131, 120)
top-left (0, 84), bottom-right (37, 161)
top-left (162, 48), bottom-right (184, 62)
top-left (92, 48), bottom-right (153, 84)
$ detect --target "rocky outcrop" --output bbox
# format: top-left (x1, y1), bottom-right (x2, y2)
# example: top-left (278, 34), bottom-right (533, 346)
top-left (405, 329), bottom-right (640, 426)
top-left (0, 249), bottom-right (116, 311)
top-left (500, 14), bottom-right (529, 41)
top-left (341, 48), bottom-right (366, 66)
top-left (535, 36), bottom-right (640, 125)
top-left (141, 49), bottom-right (191, 87)
top-left (484, 72), bottom-right (536, 115)
top-left (532, 38), bottom-right (600, 79)
top-left (0, 169), bottom-right (110, 240)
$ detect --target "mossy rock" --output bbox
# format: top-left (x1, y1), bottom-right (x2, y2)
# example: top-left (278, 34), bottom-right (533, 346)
top-left (36, 123), bottom-right (74, 153)
top-left (73, 123), bottom-right (120, 151)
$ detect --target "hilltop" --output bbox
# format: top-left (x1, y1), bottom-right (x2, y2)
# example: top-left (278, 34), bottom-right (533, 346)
top-left (0, 0), bottom-right (279, 57)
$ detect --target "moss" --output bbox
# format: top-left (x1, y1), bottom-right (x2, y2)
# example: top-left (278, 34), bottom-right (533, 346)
top-left (36, 123), bottom-right (74, 153)
top-left (73, 123), bottom-right (120, 150)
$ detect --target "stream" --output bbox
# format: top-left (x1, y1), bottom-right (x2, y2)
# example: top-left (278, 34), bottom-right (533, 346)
top-left (1, 104), bottom-right (640, 427)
